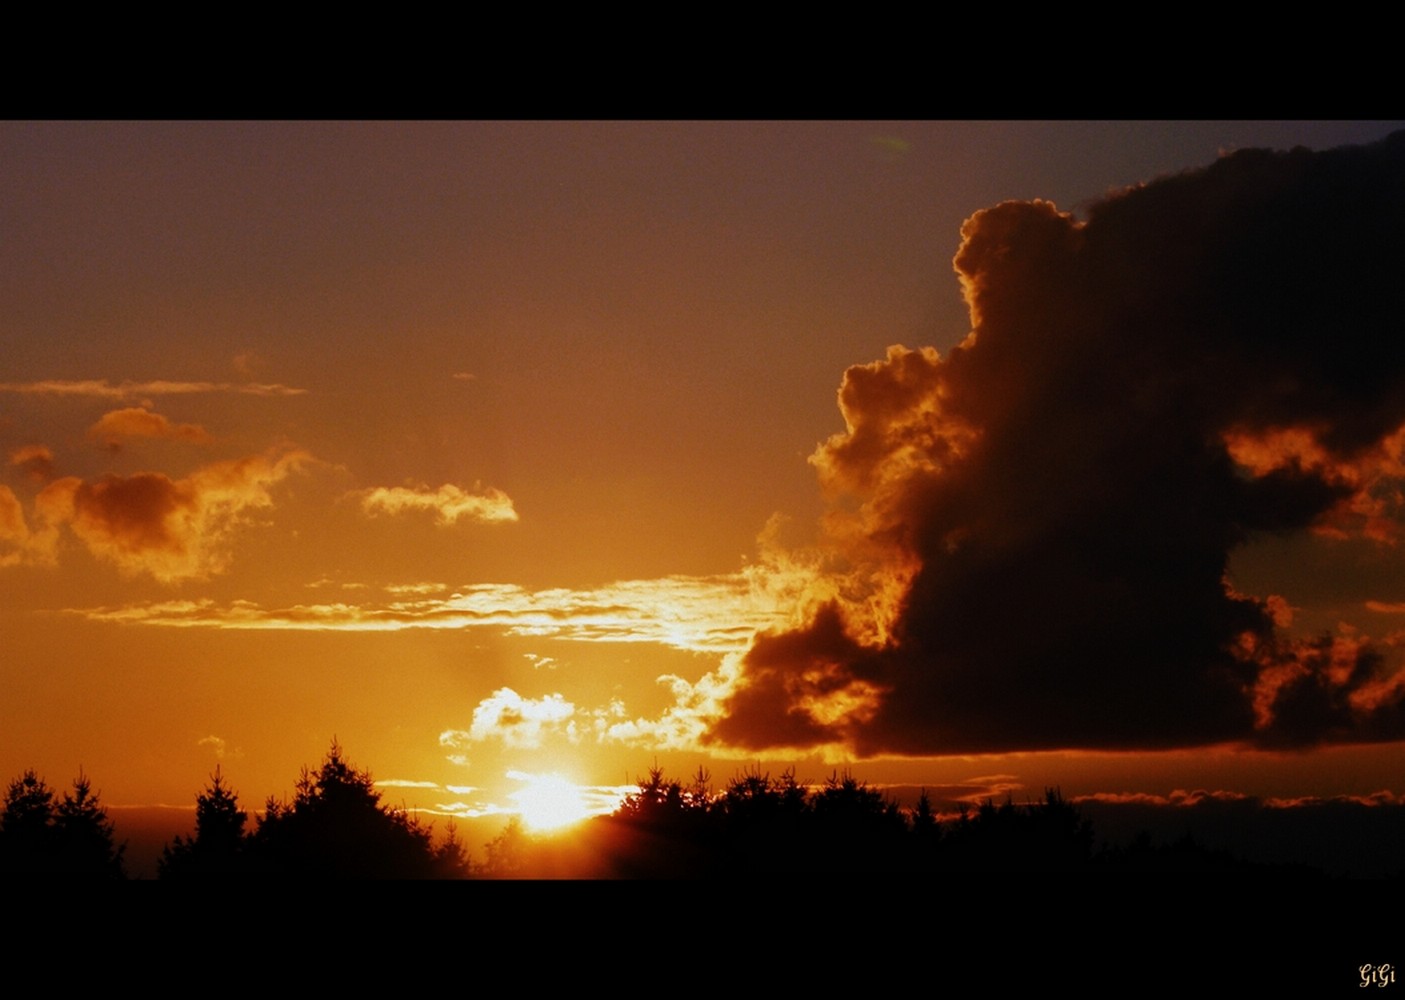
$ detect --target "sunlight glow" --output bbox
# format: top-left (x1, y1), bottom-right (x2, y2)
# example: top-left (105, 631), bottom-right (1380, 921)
top-left (507, 770), bottom-right (589, 831)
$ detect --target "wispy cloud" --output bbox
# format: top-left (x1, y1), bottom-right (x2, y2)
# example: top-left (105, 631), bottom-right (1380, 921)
top-left (68, 571), bottom-right (798, 650)
top-left (0, 379), bottom-right (307, 398)
top-left (354, 483), bottom-right (518, 526)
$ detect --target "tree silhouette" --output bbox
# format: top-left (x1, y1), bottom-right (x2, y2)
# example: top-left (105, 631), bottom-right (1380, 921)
top-left (1, 770), bottom-right (56, 876)
top-left (159, 767), bottom-right (248, 879)
top-left (249, 740), bottom-right (467, 879)
top-left (0, 769), bottom-right (125, 879)
top-left (481, 816), bottom-right (528, 878)
top-left (55, 771), bottom-right (125, 878)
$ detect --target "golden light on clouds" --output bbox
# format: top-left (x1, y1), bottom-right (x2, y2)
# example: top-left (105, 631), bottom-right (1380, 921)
top-left (354, 483), bottom-right (518, 526)
top-left (87, 407), bottom-right (213, 450)
top-left (7, 122), bottom-right (1405, 871)
top-left (67, 572), bottom-right (802, 650)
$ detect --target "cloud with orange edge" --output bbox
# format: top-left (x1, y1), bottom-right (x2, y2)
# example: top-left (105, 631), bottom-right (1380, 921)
top-left (441, 688), bottom-right (578, 750)
top-left (0, 486), bottom-right (34, 567)
top-left (87, 407), bottom-right (213, 450)
top-left (64, 571), bottom-right (800, 652)
top-left (354, 483), bottom-right (518, 526)
top-left (708, 131), bottom-right (1405, 757)
top-left (35, 447), bottom-right (309, 582)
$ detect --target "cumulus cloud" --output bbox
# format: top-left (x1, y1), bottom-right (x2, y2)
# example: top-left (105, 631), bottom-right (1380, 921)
top-left (36, 447), bottom-right (309, 582)
top-left (0, 379), bottom-right (306, 398)
top-left (441, 688), bottom-right (578, 749)
top-left (711, 131), bottom-right (1405, 756)
top-left (87, 407), bottom-right (213, 450)
top-left (355, 483), bottom-right (518, 526)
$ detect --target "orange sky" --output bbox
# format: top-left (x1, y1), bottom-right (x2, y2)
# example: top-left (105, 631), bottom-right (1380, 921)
top-left (4, 121), bottom-right (1405, 831)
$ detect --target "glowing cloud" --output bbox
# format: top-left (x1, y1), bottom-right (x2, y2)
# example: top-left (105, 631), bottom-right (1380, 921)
top-left (355, 483), bottom-right (518, 526)
top-left (67, 572), bottom-right (798, 651)
top-left (87, 407), bottom-right (213, 450)
top-left (441, 688), bottom-right (578, 749)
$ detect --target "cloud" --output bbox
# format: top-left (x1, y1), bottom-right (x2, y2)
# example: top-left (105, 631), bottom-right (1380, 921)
top-left (0, 467), bottom-right (62, 567)
top-left (355, 483), bottom-right (518, 526)
top-left (0, 379), bottom-right (306, 398)
top-left (595, 656), bottom-right (747, 752)
top-left (66, 571), bottom-right (796, 651)
top-left (9, 445), bottom-right (56, 483)
top-left (36, 447), bottom-right (309, 582)
top-left (87, 407), bottom-right (213, 450)
top-left (710, 131), bottom-right (1405, 757)
top-left (196, 735), bottom-right (242, 760)
top-left (441, 688), bottom-right (578, 749)
top-left (0, 486), bottom-right (36, 567)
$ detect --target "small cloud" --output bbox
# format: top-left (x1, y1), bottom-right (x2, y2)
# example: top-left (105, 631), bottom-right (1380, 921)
top-left (87, 406), bottom-right (213, 451)
top-left (355, 483), bottom-right (518, 526)
top-left (451, 372), bottom-right (476, 382)
top-left (9, 444), bottom-right (55, 483)
top-left (383, 581), bottom-right (447, 595)
top-left (442, 687), bottom-right (577, 749)
top-left (524, 653), bottom-right (557, 670)
top-left (197, 735), bottom-right (242, 760)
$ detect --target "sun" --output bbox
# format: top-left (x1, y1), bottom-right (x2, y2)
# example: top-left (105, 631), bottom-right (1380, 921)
top-left (508, 770), bottom-right (589, 831)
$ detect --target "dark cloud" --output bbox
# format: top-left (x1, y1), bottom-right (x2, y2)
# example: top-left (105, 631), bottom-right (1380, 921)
top-left (713, 132), bottom-right (1405, 755)
top-left (34, 448), bottom-right (308, 581)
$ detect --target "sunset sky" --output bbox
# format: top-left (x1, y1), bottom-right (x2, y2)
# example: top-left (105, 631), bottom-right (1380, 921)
top-left (5, 120), bottom-right (1405, 846)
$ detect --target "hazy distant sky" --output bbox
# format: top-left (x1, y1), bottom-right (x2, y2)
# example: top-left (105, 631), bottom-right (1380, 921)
top-left (4, 121), bottom-right (1403, 822)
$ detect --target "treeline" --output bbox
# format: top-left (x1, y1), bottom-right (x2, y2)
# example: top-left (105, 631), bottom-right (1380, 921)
top-left (2, 750), bottom-right (1324, 879)
top-left (159, 742), bottom-right (469, 879)
top-left (0, 742), bottom-right (469, 880)
top-left (495, 766), bottom-right (1328, 879)
top-left (0, 770), bottom-right (125, 879)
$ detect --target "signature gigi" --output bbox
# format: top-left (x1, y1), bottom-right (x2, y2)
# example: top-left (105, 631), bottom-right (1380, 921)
top-left (1362, 964), bottom-right (1396, 988)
